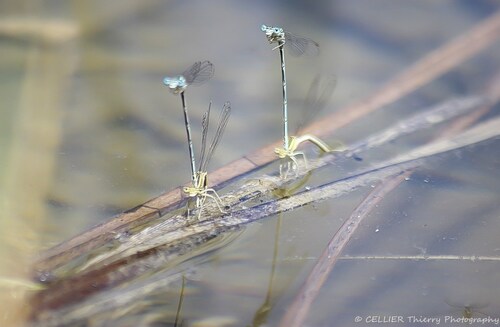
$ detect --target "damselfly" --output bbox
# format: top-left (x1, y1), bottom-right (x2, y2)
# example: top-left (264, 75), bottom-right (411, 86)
top-left (261, 25), bottom-right (336, 178)
top-left (274, 74), bottom-right (344, 177)
top-left (182, 101), bottom-right (231, 217)
top-left (163, 61), bottom-right (214, 185)
top-left (163, 61), bottom-right (229, 217)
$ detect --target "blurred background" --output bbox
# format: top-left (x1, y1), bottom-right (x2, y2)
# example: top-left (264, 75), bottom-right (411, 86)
top-left (1, 1), bottom-right (499, 326)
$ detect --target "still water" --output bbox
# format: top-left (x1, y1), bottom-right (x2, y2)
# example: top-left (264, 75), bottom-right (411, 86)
top-left (1, 1), bottom-right (499, 326)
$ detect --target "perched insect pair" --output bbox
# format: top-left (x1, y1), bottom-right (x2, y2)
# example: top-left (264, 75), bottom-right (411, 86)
top-left (163, 61), bottom-right (229, 219)
top-left (261, 24), bottom-right (342, 178)
top-left (163, 25), bottom-right (342, 218)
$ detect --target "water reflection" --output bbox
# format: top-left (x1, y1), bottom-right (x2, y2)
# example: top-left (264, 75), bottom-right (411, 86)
top-left (445, 300), bottom-right (489, 319)
top-left (251, 217), bottom-right (282, 326)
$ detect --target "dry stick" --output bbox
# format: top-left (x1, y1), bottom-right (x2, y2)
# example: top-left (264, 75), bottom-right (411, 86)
top-left (34, 11), bottom-right (500, 274)
top-left (278, 75), bottom-right (500, 327)
top-left (30, 163), bottom-right (417, 314)
top-left (347, 95), bottom-right (490, 155)
top-left (437, 73), bottom-right (500, 140)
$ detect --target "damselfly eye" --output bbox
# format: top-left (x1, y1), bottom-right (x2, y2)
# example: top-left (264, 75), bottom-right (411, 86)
top-left (273, 28), bottom-right (280, 33)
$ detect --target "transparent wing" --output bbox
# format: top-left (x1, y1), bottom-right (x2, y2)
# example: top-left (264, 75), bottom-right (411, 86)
top-left (183, 60), bottom-right (214, 85)
top-left (198, 102), bottom-right (211, 171)
top-left (296, 74), bottom-right (337, 134)
top-left (200, 102), bottom-right (231, 172)
top-left (284, 32), bottom-right (319, 57)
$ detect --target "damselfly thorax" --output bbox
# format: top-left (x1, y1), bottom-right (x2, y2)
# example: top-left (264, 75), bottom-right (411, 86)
top-left (182, 171), bottom-right (225, 214)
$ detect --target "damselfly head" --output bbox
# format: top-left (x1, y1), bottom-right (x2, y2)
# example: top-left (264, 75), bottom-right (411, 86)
top-left (261, 24), bottom-right (285, 43)
top-left (163, 75), bottom-right (187, 94)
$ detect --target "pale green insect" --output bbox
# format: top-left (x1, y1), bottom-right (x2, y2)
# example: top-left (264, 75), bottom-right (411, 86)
top-left (261, 25), bottom-right (342, 178)
top-left (164, 62), bottom-right (230, 218)
top-left (181, 102), bottom-right (231, 218)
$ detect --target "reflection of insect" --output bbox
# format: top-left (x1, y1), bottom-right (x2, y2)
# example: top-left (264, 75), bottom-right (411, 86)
top-left (260, 25), bottom-right (341, 178)
top-left (181, 102), bottom-right (231, 218)
top-left (274, 134), bottom-right (333, 178)
top-left (445, 300), bottom-right (489, 318)
top-left (173, 276), bottom-right (186, 327)
top-left (163, 62), bottom-right (230, 218)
